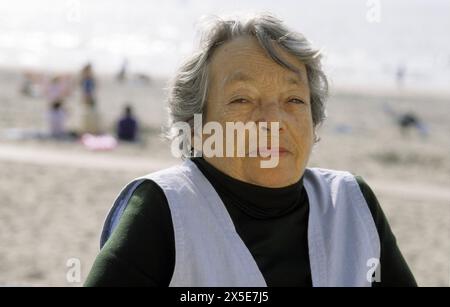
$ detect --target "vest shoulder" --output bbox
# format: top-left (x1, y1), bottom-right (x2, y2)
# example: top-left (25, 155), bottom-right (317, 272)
top-left (138, 161), bottom-right (190, 180)
top-left (305, 167), bottom-right (355, 180)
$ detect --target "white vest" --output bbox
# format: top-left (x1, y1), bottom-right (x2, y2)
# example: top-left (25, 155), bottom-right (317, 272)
top-left (101, 159), bottom-right (380, 287)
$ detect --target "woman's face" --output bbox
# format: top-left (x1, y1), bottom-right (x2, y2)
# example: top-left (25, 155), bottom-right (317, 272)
top-left (203, 36), bottom-right (314, 188)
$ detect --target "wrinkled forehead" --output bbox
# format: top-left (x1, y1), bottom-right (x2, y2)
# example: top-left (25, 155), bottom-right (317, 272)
top-left (208, 36), bottom-right (307, 87)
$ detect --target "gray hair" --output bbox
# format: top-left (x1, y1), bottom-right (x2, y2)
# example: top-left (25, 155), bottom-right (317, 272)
top-left (165, 13), bottom-right (328, 148)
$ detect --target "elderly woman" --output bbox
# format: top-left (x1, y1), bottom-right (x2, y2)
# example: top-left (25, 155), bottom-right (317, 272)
top-left (85, 14), bottom-right (416, 287)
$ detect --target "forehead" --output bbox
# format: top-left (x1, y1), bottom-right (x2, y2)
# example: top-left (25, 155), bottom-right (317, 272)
top-left (208, 36), bottom-right (307, 86)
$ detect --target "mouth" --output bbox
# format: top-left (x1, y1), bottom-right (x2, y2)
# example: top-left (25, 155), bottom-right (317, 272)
top-left (249, 147), bottom-right (291, 157)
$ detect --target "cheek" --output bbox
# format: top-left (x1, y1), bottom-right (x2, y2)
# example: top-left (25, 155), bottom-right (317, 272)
top-left (210, 105), bottom-right (253, 125)
top-left (288, 110), bottom-right (314, 151)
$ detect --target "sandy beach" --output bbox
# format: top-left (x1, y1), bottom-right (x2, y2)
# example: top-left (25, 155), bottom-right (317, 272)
top-left (0, 69), bottom-right (448, 286)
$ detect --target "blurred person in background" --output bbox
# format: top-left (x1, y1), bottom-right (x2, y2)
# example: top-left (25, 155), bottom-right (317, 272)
top-left (80, 63), bottom-right (101, 134)
top-left (47, 101), bottom-right (67, 139)
top-left (116, 58), bottom-right (128, 83)
top-left (117, 104), bottom-right (139, 142)
top-left (46, 76), bottom-right (69, 105)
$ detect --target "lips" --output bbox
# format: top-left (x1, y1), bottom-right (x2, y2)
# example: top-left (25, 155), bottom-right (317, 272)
top-left (249, 147), bottom-right (290, 157)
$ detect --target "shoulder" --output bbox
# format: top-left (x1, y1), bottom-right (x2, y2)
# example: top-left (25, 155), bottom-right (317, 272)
top-left (305, 168), bottom-right (383, 217)
top-left (140, 161), bottom-right (203, 195)
top-left (353, 175), bottom-right (382, 221)
top-left (100, 177), bottom-right (172, 248)
top-left (354, 176), bottom-right (376, 198)
top-left (305, 168), bottom-right (377, 195)
top-left (351, 175), bottom-right (393, 245)
top-left (304, 167), bottom-right (356, 186)
top-left (123, 179), bottom-right (170, 220)
top-left (89, 179), bottom-right (175, 286)
top-left (304, 167), bottom-right (361, 193)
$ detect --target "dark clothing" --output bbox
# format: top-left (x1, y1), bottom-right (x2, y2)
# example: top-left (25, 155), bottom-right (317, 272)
top-left (85, 158), bottom-right (417, 287)
top-left (117, 116), bottom-right (138, 142)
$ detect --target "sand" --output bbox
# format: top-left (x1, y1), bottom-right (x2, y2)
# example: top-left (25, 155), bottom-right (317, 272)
top-left (0, 69), bottom-right (448, 286)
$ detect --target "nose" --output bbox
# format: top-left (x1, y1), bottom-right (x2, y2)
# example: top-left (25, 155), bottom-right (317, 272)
top-left (254, 100), bottom-right (286, 132)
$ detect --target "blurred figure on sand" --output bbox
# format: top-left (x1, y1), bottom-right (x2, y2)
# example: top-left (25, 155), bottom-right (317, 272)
top-left (398, 112), bottom-right (428, 138)
top-left (383, 103), bottom-right (428, 138)
top-left (20, 71), bottom-right (39, 97)
top-left (116, 58), bottom-right (128, 83)
top-left (80, 63), bottom-right (101, 134)
top-left (46, 76), bottom-right (70, 105)
top-left (46, 101), bottom-right (79, 140)
top-left (117, 104), bottom-right (139, 142)
top-left (47, 101), bottom-right (67, 138)
top-left (396, 64), bottom-right (406, 89)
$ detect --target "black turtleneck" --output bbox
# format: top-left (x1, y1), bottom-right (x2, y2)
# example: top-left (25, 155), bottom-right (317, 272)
top-left (85, 158), bottom-right (417, 287)
top-left (192, 157), bottom-right (311, 286)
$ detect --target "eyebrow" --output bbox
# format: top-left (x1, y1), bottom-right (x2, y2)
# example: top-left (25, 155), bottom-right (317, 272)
top-left (221, 71), bottom-right (254, 88)
top-left (284, 74), bottom-right (304, 86)
top-left (222, 70), bottom-right (305, 88)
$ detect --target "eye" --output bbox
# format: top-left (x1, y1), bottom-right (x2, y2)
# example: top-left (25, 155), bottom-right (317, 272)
top-left (288, 97), bottom-right (305, 105)
top-left (229, 98), bottom-right (251, 104)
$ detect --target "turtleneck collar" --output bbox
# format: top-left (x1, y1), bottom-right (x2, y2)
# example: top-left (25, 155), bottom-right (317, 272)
top-left (191, 157), bottom-right (306, 219)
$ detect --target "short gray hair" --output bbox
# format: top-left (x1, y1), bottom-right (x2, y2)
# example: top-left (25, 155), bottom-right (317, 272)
top-left (165, 13), bottom-right (328, 145)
